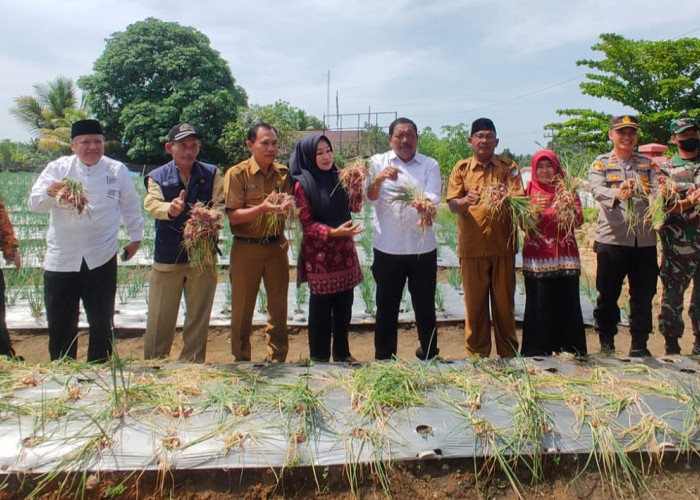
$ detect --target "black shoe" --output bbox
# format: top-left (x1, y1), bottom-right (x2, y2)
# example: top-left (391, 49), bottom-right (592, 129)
top-left (665, 337), bottom-right (681, 355)
top-left (416, 347), bottom-right (440, 361)
top-left (599, 334), bottom-right (615, 354)
top-left (629, 347), bottom-right (652, 357)
top-left (630, 335), bottom-right (651, 357)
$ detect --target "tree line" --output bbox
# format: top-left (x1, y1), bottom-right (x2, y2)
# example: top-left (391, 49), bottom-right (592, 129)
top-left (5, 19), bottom-right (700, 179)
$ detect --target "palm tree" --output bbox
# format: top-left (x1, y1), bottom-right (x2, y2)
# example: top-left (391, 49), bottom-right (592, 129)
top-left (10, 76), bottom-right (89, 153)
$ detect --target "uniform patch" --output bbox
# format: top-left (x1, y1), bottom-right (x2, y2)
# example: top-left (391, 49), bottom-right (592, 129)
top-left (593, 161), bottom-right (604, 171)
top-left (608, 174), bottom-right (620, 181)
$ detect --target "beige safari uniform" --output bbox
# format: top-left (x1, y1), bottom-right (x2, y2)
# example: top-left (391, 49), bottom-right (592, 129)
top-left (224, 157), bottom-right (291, 362)
top-left (446, 154), bottom-right (525, 358)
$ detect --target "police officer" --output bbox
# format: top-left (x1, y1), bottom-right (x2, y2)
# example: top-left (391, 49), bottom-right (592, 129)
top-left (657, 117), bottom-right (700, 355)
top-left (588, 115), bottom-right (659, 356)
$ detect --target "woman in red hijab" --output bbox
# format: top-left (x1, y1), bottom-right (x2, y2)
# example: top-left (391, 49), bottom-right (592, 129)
top-left (521, 150), bottom-right (587, 356)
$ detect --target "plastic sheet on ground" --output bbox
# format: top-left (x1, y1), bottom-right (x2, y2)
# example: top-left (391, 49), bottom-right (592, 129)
top-left (1, 355), bottom-right (698, 474)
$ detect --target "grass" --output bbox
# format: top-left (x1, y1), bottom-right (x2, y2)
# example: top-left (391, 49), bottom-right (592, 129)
top-left (358, 265), bottom-right (376, 315)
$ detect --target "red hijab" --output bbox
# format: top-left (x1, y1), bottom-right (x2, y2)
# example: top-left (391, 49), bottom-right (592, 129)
top-left (526, 149), bottom-right (565, 200)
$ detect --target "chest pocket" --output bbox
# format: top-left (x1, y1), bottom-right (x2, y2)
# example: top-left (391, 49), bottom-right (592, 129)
top-left (244, 183), bottom-right (265, 206)
top-left (604, 168), bottom-right (623, 185)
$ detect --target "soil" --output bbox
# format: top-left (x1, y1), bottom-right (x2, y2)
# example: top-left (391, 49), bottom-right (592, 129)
top-left (4, 233), bottom-right (700, 499)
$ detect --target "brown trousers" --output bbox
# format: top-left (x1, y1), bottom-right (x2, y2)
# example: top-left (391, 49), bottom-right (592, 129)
top-left (460, 255), bottom-right (518, 357)
top-left (229, 239), bottom-right (289, 362)
top-left (143, 263), bottom-right (218, 363)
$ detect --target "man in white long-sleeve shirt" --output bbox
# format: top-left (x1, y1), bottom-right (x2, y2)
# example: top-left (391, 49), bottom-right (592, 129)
top-left (365, 117), bottom-right (441, 360)
top-left (28, 119), bottom-right (144, 362)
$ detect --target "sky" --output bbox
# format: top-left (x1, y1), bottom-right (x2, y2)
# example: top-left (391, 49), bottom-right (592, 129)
top-left (2, 0), bottom-right (700, 155)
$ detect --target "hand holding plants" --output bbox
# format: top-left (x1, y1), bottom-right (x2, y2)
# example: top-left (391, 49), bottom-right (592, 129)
top-left (615, 179), bottom-right (635, 200)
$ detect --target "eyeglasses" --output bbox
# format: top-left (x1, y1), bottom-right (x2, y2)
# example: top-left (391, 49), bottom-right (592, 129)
top-left (472, 133), bottom-right (497, 141)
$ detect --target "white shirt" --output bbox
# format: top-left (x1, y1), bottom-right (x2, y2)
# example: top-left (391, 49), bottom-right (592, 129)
top-left (367, 150), bottom-right (441, 255)
top-left (28, 154), bottom-right (144, 272)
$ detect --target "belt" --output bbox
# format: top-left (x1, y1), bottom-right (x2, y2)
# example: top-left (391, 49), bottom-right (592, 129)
top-left (234, 235), bottom-right (282, 245)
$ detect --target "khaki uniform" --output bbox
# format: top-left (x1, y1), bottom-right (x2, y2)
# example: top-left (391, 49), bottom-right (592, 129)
top-left (446, 154), bottom-right (525, 357)
top-left (142, 173), bottom-right (224, 363)
top-left (224, 157), bottom-right (291, 362)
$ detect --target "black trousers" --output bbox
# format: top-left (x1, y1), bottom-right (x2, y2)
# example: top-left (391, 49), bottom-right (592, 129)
top-left (0, 268), bottom-right (15, 358)
top-left (44, 256), bottom-right (117, 362)
top-left (521, 275), bottom-right (587, 356)
top-left (593, 242), bottom-right (658, 339)
top-left (308, 288), bottom-right (354, 362)
top-left (372, 248), bottom-right (438, 360)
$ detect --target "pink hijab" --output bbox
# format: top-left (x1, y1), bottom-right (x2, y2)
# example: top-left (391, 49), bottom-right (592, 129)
top-left (526, 149), bottom-right (565, 199)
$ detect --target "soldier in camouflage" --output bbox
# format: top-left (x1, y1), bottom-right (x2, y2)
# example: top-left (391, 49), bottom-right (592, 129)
top-left (657, 117), bottom-right (700, 355)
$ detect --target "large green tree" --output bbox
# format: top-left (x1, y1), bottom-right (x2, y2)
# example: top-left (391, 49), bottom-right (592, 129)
top-left (220, 100), bottom-right (325, 166)
top-left (418, 123), bottom-right (471, 180)
top-left (10, 76), bottom-right (89, 154)
top-left (79, 18), bottom-right (247, 164)
top-left (545, 34), bottom-right (700, 153)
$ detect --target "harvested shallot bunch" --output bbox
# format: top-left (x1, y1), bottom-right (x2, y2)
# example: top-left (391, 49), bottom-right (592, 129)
top-left (182, 202), bottom-right (224, 273)
top-left (552, 175), bottom-right (579, 236)
top-left (480, 182), bottom-right (539, 237)
top-left (333, 157), bottom-right (368, 201)
top-left (55, 177), bottom-right (92, 216)
top-left (257, 192), bottom-right (298, 239)
top-left (387, 183), bottom-right (436, 238)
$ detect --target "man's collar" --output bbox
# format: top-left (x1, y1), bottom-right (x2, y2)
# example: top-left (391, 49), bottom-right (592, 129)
top-left (76, 155), bottom-right (103, 168)
top-left (249, 156), bottom-right (282, 175)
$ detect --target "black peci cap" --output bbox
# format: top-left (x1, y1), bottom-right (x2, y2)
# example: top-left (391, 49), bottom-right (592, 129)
top-left (71, 119), bottom-right (104, 138)
top-left (471, 117), bottom-right (496, 136)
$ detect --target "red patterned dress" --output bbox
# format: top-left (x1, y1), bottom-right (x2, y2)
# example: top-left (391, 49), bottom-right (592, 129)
top-left (294, 183), bottom-right (363, 294)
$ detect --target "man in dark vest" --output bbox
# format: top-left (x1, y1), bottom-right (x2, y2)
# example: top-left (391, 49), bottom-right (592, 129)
top-left (143, 123), bottom-right (225, 362)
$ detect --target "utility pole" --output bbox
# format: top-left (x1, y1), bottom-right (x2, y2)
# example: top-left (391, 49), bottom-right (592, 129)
top-left (326, 70), bottom-right (330, 128)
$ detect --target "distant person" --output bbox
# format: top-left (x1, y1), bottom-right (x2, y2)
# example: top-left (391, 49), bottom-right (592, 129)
top-left (521, 149), bottom-right (586, 356)
top-left (588, 115), bottom-right (658, 357)
top-left (0, 192), bottom-right (21, 360)
top-left (28, 119), bottom-right (144, 362)
top-left (224, 123), bottom-right (291, 362)
top-left (143, 123), bottom-right (224, 363)
top-left (656, 118), bottom-right (700, 355)
top-left (446, 118), bottom-right (525, 358)
top-left (289, 134), bottom-right (363, 362)
top-left (366, 117), bottom-right (441, 361)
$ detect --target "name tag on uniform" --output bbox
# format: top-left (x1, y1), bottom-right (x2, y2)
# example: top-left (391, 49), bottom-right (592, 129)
top-left (244, 184), bottom-right (258, 190)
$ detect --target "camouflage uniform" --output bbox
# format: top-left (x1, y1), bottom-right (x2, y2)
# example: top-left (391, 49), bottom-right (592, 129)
top-left (657, 154), bottom-right (700, 342)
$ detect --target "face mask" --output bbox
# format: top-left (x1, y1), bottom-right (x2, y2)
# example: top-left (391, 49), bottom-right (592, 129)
top-left (678, 137), bottom-right (700, 152)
